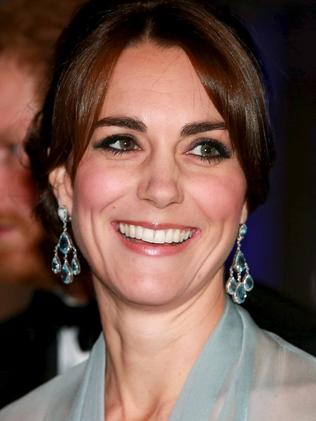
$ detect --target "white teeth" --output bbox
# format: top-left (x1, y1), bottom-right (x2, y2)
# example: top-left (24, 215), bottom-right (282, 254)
top-left (184, 231), bottom-right (191, 241)
top-left (135, 226), bottom-right (143, 239)
top-left (118, 224), bottom-right (193, 244)
top-left (129, 225), bottom-right (136, 238)
top-left (165, 229), bottom-right (173, 243)
top-left (142, 228), bottom-right (154, 243)
top-left (154, 230), bottom-right (165, 244)
top-left (173, 229), bottom-right (180, 243)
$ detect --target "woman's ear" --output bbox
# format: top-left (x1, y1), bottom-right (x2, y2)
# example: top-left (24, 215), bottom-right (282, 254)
top-left (240, 201), bottom-right (248, 225)
top-left (49, 166), bottom-right (73, 214)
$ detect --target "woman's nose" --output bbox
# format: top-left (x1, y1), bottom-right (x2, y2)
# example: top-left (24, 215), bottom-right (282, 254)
top-left (137, 154), bottom-right (184, 209)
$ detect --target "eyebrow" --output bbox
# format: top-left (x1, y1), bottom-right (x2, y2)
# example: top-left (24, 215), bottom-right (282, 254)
top-left (95, 116), bottom-right (226, 136)
top-left (95, 116), bottom-right (147, 132)
top-left (180, 121), bottom-right (226, 136)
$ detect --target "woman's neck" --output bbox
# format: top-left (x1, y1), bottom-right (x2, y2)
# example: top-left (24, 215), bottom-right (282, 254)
top-left (95, 277), bottom-right (226, 420)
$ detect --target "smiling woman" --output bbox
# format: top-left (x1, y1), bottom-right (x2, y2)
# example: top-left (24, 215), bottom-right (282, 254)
top-left (52, 43), bottom-right (248, 309)
top-left (1, 0), bottom-right (316, 420)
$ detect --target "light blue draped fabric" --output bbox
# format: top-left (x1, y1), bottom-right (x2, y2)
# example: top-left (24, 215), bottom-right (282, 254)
top-left (1, 299), bottom-right (316, 420)
top-left (169, 300), bottom-right (255, 421)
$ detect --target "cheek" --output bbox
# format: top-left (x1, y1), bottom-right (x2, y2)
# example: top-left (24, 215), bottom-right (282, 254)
top-left (188, 169), bottom-right (247, 222)
top-left (9, 168), bottom-right (38, 210)
top-left (72, 160), bottom-right (131, 211)
top-left (70, 160), bottom-right (127, 263)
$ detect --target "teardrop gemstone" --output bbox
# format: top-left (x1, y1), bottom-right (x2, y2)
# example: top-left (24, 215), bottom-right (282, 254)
top-left (233, 283), bottom-right (247, 304)
top-left (243, 274), bottom-right (254, 292)
top-left (57, 206), bottom-right (68, 223)
top-left (226, 276), bottom-right (237, 295)
top-left (61, 261), bottom-right (73, 284)
top-left (233, 251), bottom-right (246, 273)
top-left (51, 255), bottom-right (61, 274)
top-left (239, 224), bottom-right (247, 239)
top-left (71, 256), bottom-right (81, 275)
top-left (58, 232), bottom-right (71, 255)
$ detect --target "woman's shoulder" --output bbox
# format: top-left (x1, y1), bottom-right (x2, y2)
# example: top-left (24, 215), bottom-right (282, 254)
top-left (251, 330), bottom-right (316, 419)
top-left (239, 303), bottom-right (316, 369)
top-left (0, 360), bottom-right (87, 421)
top-left (242, 283), bottom-right (316, 356)
top-left (237, 302), bottom-right (316, 379)
top-left (258, 326), bottom-right (316, 384)
top-left (237, 305), bottom-right (316, 419)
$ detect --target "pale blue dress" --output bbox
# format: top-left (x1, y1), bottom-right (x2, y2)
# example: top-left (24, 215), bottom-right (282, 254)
top-left (1, 299), bottom-right (316, 420)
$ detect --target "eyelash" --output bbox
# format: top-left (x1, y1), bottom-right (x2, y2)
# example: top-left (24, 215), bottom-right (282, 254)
top-left (187, 138), bottom-right (231, 163)
top-left (94, 134), bottom-right (231, 163)
top-left (94, 134), bottom-right (139, 155)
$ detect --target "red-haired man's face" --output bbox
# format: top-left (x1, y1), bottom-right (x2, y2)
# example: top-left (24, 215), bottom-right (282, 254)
top-left (0, 57), bottom-right (50, 285)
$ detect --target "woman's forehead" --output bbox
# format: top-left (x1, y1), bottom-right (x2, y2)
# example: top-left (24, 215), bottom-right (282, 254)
top-left (101, 41), bottom-right (223, 123)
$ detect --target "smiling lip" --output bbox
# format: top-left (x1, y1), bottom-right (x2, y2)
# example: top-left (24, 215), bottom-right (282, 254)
top-left (113, 221), bottom-right (199, 257)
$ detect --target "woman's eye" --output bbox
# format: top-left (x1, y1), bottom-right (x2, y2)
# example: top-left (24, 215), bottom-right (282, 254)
top-left (94, 135), bottom-right (139, 155)
top-left (188, 139), bottom-right (231, 163)
top-left (109, 138), bottom-right (136, 151)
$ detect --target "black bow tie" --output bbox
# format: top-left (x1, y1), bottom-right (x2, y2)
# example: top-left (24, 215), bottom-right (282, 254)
top-left (30, 291), bottom-right (102, 351)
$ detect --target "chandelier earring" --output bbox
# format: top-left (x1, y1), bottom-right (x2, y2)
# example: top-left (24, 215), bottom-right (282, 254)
top-left (226, 223), bottom-right (254, 304)
top-left (51, 206), bottom-right (81, 284)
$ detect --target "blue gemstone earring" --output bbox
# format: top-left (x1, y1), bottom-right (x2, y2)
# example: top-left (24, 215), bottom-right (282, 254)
top-left (226, 223), bottom-right (254, 304)
top-left (51, 206), bottom-right (81, 284)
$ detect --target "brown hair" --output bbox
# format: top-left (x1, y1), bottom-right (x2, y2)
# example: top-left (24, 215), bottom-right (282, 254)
top-left (27, 0), bottom-right (275, 240)
top-left (0, 0), bottom-right (86, 100)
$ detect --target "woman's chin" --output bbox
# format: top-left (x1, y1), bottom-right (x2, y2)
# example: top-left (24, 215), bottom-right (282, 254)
top-left (96, 276), bottom-right (189, 309)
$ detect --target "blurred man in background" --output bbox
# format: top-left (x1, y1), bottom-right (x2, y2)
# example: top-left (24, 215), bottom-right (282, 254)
top-left (0, 0), bottom-right (100, 408)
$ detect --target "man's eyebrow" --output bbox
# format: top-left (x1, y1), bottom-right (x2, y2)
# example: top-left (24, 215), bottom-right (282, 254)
top-left (180, 121), bottom-right (226, 137)
top-left (95, 116), bottom-right (147, 132)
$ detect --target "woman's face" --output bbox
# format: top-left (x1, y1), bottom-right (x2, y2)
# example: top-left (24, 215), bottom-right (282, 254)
top-left (54, 42), bottom-right (247, 308)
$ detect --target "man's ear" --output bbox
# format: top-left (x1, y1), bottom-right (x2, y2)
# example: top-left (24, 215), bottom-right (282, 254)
top-left (240, 201), bottom-right (248, 225)
top-left (49, 166), bottom-right (73, 214)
